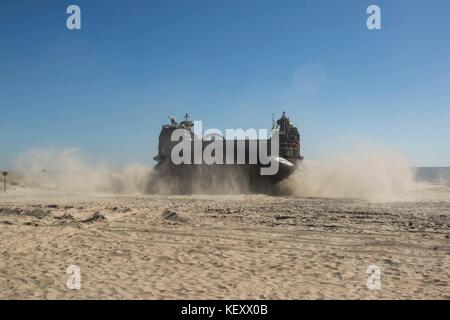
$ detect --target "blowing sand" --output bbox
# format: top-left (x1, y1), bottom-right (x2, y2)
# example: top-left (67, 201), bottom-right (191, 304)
top-left (1, 183), bottom-right (449, 299)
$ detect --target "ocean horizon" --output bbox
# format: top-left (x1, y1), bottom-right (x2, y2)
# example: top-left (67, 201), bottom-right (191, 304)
top-left (415, 167), bottom-right (450, 185)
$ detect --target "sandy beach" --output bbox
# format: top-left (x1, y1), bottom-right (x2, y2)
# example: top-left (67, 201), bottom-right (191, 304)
top-left (1, 183), bottom-right (449, 299)
top-left (2, 0), bottom-right (450, 303)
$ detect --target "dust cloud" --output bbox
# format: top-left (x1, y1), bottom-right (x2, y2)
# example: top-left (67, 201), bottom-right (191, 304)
top-left (13, 147), bottom-right (419, 199)
top-left (280, 149), bottom-right (417, 199)
top-left (14, 148), bottom-right (151, 194)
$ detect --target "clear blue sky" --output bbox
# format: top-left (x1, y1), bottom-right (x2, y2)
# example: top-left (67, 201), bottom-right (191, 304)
top-left (1, 0), bottom-right (449, 168)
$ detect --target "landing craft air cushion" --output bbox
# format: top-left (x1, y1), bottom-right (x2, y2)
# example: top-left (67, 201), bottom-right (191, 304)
top-left (152, 112), bottom-right (303, 194)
